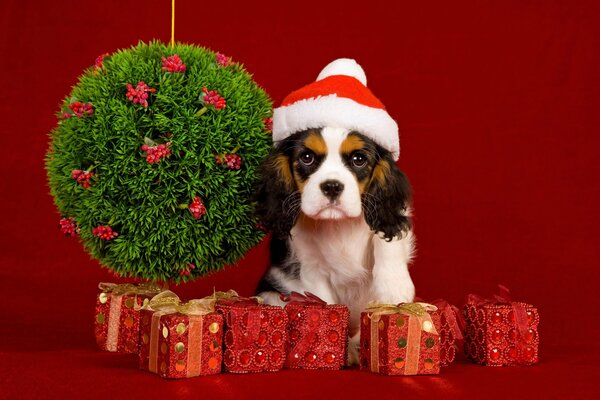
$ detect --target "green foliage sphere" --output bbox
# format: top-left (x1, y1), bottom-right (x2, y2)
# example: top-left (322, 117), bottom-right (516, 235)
top-left (46, 41), bottom-right (272, 282)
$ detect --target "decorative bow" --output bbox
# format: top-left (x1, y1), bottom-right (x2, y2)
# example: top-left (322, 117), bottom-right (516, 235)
top-left (280, 291), bottom-right (327, 306)
top-left (144, 290), bottom-right (216, 316)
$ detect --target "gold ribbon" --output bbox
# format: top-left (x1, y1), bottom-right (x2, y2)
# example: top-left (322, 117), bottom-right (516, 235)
top-left (210, 289), bottom-right (264, 304)
top-left (143, 291), bottom-right (217, 376)
top-left (366, 302), bottom-right (438, 375)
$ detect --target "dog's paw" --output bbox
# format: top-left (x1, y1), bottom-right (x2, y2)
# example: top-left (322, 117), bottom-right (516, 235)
top-left (346, 333), bottom-right (360, 366)
top-left (372, 280), bottom-right (415, 305)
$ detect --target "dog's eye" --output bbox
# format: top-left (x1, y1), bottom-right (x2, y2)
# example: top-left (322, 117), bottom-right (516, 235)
top-left (351, 152), bottom-right (367, 168)
top-left (299, 151), bottom-right (315, 166)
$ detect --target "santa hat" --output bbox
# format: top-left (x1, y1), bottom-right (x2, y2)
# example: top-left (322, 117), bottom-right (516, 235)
top-left (273, 58), bottom-right (400, 160)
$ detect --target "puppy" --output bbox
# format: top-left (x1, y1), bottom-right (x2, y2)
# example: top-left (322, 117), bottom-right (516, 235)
top-left (254, 126), bottom-right (415, 364)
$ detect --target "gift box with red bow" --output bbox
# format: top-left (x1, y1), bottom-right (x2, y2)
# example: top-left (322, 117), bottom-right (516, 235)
top-left (139, 291), bottom-right (223, 378)
top-left (214, 291), bottom-right (288, 373)
top-left (360, 303), bottom-right (441, 375)
top-left (94, 282), bottom-right (163, 353)
top-left (463, 286), bottom-right (539, 366)
top-left (282, 292), bottom-right (349, 369)
top-left (431, 299), bottom-right (465, 367)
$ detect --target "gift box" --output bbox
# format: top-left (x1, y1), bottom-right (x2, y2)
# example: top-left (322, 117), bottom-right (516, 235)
top-left (282, 292), bottom-right (349, 369)
top-left (214, 291), bottom-right (288, 373)
top-left (431, 299), bottom-right (465, 367)
top-left (139, 291), bottom-right (224, 378)
top-left (360, 303), bottom-right (441, 375)
top-left (94, 282), bottom-right (163, 353)
top-left (463, 286), bottom-right (539, 366)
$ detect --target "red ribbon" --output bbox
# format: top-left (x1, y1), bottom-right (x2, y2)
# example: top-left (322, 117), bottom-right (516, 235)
top-left (430, 299), bottom-right (465, 341)
top-left (467, 285), bottom-right (530, 354)
top-left (280, 291), bottom-right (327, 306)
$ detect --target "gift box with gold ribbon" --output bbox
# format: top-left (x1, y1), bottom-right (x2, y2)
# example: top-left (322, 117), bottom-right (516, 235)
top-left (139, 291), bottom-right (223, 378)
top-left (463, 286), bottom-right (539, 366)
top-left (282, 292), bottom-right (349, 370)
top-left (359, 303), bottom-right (441, 375)
top-left (94, 282), bottom-right (164, 353)
top-left (213, 290), bottom-right (288, 373)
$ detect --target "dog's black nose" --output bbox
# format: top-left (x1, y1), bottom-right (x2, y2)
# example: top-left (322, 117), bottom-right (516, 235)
top-left (320, 180), bottom-right (344, 200)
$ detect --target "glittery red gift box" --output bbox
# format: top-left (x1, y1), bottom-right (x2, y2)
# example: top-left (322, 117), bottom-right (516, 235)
top-left (359, 307), bottom-right (441, 375)
top-left (94, 283), bottom-right (161, 353)
top-left (216, 301), bottom-right (288, 373)
top-left (283, 299), bottom-right (349, 370)
top-left (139, 309), bottom-right (223, 378)
top-left (429, 300), bottom-right (466, 367)
top-left (463, 301), bottom-right (539, 366)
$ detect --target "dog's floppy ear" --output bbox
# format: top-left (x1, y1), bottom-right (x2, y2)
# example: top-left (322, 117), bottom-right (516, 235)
top-left (254, 141), bottom-right (300, 239)
top-left (363, 150), bottom-right (412, 241)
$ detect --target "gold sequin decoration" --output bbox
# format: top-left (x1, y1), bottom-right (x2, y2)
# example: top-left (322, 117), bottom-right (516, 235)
top-left (378, 320), bottom-right (385, 330)
top-left (161, 342), bottom-right (167, 354)
top-left (422, 320), bottom-right (433, 333)
top-left (396, 317), bottom-right (405, 328)
top-left (142, 334), bottom-right (149, 344)
top-left (160, 362), bottom-right (167, 373)
top-left (175, 342), bottom-right (185, 353)
top-left (162, 326), bottom-right (169, 338)
top-left (175, 360), bottom-right (186, 372)
top-left (125, 298), bottom-right (135, 308)
top-left (96, 313), bottom-right (105, 324)
top-left (99, 293), bottom-right (108, 304)
top-left (209, 322), bottom-right (219, 334)
top-left (176, 323), bottom-right (186, 335)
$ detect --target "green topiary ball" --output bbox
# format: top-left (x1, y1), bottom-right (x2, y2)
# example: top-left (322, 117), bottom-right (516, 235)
top-left (46, 41), bottom-right (273, 282)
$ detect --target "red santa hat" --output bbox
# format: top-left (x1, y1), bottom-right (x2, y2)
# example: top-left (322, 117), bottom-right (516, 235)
top-left (273, 58), bottom-right (400, 160)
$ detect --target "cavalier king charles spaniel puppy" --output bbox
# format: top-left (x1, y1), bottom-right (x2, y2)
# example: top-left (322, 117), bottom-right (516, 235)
top-left (254, 59), bottom-right (415, 364)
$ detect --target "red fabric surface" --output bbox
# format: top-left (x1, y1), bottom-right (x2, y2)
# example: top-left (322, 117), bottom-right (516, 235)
top-left (0, 0), bottom-right (599, 398)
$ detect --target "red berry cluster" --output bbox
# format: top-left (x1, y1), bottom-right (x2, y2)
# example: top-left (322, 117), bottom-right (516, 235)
top-left (189, 196), bottom-right (206, 219)
top-left (141, 142), bottom-right (171, 164)
top-left (180, 263), bottom-right (196, 277)
top-left (69, 101), bottom-right (94, 117)
top-left (59, 217), bottom-right (80, 236)
top-left (215, 52), bottom-right (232, 67)
top-left (263, 116), bottom-right (273, 133)
top-left (126, 81), bottom-right (156, 108)
top-left (71, 169), bottom-right (95, 188)
top-left (93, 225), bottom-right (119, 240)
top-left (161, 54), bottom-right (186, 73)
top-left (202, 87), bottom-right (227, 110)
top-left (216, 154), bottom-right (242, 170)
top-left (94, 53), bottom-right (109, 72)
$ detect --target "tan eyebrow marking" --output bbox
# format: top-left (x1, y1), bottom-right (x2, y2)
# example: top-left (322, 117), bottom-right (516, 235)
top-left (303, 131), bottom-right (327, 156)
top-left (340, 134), bottom-right (365, 155)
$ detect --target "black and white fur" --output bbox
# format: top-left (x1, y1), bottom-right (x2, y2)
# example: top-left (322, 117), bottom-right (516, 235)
top-left (254, 126), bottom-right (415, 364)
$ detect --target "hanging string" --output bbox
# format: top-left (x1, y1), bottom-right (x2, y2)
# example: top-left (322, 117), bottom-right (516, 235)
top-left (171, 0), bottom-right (175, 47)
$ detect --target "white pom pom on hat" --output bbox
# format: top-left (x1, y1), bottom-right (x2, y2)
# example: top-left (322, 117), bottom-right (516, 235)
top-left (273, 58), bottom-right (400, 160)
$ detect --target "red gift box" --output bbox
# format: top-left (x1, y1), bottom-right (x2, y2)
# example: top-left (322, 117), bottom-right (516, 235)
top-left (360, 303), bottom-right (441, 375)
top-left (282, 292), bottom-right (349, 370)
top-left (214, 291), bottom-right (288, 373)
top-left (139, 291), bottom-right (223, 378)
top-left (94, 282), bottom-right (163, 353)
top-left (431, 299), bottom-right (465, 367)
top-left (463, 286), bottom-right (540, 366)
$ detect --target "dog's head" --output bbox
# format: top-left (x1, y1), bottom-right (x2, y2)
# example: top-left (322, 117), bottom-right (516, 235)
top-left (255, 127), bottom-right (411, 240)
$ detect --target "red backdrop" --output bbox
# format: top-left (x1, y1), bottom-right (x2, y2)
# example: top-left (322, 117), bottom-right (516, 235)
top-left (1, 0), bottom-right (598, 398)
